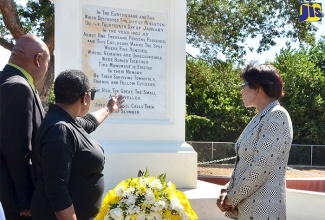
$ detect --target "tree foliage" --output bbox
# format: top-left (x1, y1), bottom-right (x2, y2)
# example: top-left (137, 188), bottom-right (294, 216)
top-left (186, 58), bottom-right (255, 141)
top-left (0, 0), bottom-right (54, 110)
top-left (1, 0), bottom-right (324, 145)
top-left (273, 36), bottom-right (325, 144)
top-left (1, 0), bottom-right (319, 107)
top-left (187, 0), bottom-right (317, 63)
top-left (186, 37), bottom-right (325, 145)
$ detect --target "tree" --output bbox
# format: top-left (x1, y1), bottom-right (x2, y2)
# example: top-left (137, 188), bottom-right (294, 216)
top-left (271, 37), bottom-right (325, 165)
top-left (186, 58), bottom-right (255, 141)
top-left (273, 37), bottom-right (325, 144)
top-left (186, 37), bottom-right (325, 143)
top-left (187, 0), bottom-right (318, 64)
top-left (0, 0), bottom-right (319, 110)
top-left (0, 0), bottom-right (54, 110)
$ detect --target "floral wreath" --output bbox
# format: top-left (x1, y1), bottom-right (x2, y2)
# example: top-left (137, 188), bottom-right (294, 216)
top-left (95, 168), bottom-right (198, 220)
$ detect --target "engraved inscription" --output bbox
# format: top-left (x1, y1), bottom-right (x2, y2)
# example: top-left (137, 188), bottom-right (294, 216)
top-left (82, 5), bottom-right (168, 119)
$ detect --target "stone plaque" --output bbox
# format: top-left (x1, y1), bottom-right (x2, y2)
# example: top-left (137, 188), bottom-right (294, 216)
top-left (82, 5), bottom-right (168, 119)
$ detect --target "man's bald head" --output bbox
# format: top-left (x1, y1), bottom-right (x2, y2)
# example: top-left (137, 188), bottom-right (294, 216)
top-left (9, 34), bottom-right (50, 85)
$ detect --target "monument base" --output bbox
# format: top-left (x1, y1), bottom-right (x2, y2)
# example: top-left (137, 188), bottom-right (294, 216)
top-left (181, 180), bottom-right (228, 220)
top-left (182, 181), bottom-right (325, 220)
top-left (101, 141), bottom-right (197, 191)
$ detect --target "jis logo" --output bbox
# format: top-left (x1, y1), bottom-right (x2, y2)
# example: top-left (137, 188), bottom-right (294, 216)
top-left (300, 3), bottom-right (322, 22)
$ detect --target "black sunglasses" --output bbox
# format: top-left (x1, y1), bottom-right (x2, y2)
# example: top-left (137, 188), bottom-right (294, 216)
top-left (240, 82), bottom-right (250, 88)
top-left (86, 89), bottom-right (97, 100)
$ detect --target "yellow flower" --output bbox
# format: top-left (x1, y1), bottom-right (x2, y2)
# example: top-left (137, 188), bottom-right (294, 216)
top-left (154, 190), bottom-right (160, 199)
top-left (137, 184), bottom-right (146, 194)
top-left (129, 178), bottom-right (138, 188)
top-left (94, 191), bottom-right (116, 220)
top-left (95, 172), bottom-right (198, 220)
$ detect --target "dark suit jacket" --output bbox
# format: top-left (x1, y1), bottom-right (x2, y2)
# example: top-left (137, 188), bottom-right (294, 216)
top-left (0, 64), bottom-right (45, 214)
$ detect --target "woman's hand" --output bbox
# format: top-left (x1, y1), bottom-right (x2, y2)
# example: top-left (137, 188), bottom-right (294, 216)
top-left (55, 205), bottom-right (77, 220)
top-left (216, 192), bottom-right (228, 212)
top-left (106, 93), bottom-right (125, 114)
top-left (20, 209), bottom-right (31, 217)
top-left (216, 193), bottom-right (236, 213)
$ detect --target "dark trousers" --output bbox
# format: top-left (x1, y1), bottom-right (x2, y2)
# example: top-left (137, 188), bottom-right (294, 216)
top-left (4, 212), bottom-right (32, 220)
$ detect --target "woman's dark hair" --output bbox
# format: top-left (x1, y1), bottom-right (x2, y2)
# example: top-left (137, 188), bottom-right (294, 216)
top-left (54, 69), bottom-right (90, 104)
top-left (240, 64), bottom-right (284, 99)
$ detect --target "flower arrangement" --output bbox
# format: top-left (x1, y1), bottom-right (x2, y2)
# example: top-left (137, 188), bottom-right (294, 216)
top-left (95, 169), bottom-right (198, 220)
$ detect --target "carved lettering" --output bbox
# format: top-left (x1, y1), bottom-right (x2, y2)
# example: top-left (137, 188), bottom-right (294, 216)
top-left (82, 5), bottom-right (167, 118)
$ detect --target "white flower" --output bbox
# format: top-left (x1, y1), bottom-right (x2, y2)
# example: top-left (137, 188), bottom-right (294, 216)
top-left (125, 195), bottom-right (136, 206)
top-left (145, 214), bottom-right (156, 220)
top-left (127, 205), bottom-right (137, 215)
top-left (144, 190), bottom-right (156, 204)
top-left (125, 187), bottom-right (135, 197)
top-left (150, 205), bottom-right (158, 212)
top-left (115, 185), bottom-right (126, 197)
top-left (139, 177), bottom-right (150, 186)
top-left (182, 215), bottom-right (190, 220)
top-left (149, 179), bottom-right (163, 190)
top-left (179, 210), bottom-right (190, 220)
top-left (150, 200), bottom-right (166, 212)
top-left (134, 205), bottom-right (141, 214)
top-left (98, 174), bottom-right (196, 220)
top-left (170, 197), bottom-right (184, 212)
top-left (109, 208), bottom-right (123, 220)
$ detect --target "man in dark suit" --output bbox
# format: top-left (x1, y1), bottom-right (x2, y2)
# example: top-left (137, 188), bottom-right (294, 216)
top-left (0, 34), bottom-right (50, 220)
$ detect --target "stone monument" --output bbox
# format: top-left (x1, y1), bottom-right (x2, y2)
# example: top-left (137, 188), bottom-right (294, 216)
top-left (53, 0), bottom-right (197, 191)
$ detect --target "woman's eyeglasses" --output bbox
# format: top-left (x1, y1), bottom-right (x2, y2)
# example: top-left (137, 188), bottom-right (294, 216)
top-left (86, 89), bottom-right (97, 100)
top-left (241, 82), bottom-right (250, 89)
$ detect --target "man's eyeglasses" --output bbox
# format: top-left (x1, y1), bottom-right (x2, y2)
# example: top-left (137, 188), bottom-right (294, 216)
top-left (86, 89), bottom-right (97, 100)
top-left (241, 82), bottom-right (250, 89)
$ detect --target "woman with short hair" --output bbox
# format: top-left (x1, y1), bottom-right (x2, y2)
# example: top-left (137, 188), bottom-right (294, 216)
top-left (31, 69), bottom-right (124, 220)
top-left (217, 64), bottom-right (293, 220)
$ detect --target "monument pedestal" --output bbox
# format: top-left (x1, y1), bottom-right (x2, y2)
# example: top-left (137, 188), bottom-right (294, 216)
top-left (101, 141), bottom-right (197, 190)
top-left (181, 181), bottom-right (228, 220)
top-left (53, 0), bottom-right (197, 191)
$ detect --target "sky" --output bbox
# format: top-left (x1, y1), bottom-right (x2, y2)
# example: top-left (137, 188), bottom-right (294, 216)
top-left (0, 1), bottom-right (324, 69)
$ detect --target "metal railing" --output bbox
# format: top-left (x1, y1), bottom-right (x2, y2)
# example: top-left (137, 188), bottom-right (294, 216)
top-left (187, 141), bottom-right (325, 166)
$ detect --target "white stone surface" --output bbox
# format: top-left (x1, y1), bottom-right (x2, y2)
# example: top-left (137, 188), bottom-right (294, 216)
top-left (82, 5), bottom-right (169, 119)
top-left (53, 0), bottom-right (197, 190)
top-left (102, 141), bottom-right (197, 191)
top-left (181, 181), bottom-right (325, 220)
top-left (287, 189), bottom-right (325, 220)
top-left (181, 180), bottom-right (228, 220)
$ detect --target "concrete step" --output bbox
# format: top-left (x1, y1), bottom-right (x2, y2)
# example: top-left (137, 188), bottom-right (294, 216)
top-left (180, 180), bottom-right (325, 220)
top-left (180, 180), bottom-right (228, 220)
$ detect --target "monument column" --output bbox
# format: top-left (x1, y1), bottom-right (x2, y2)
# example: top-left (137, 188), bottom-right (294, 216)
top-left (53, 0), bottom-right (197, 191)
